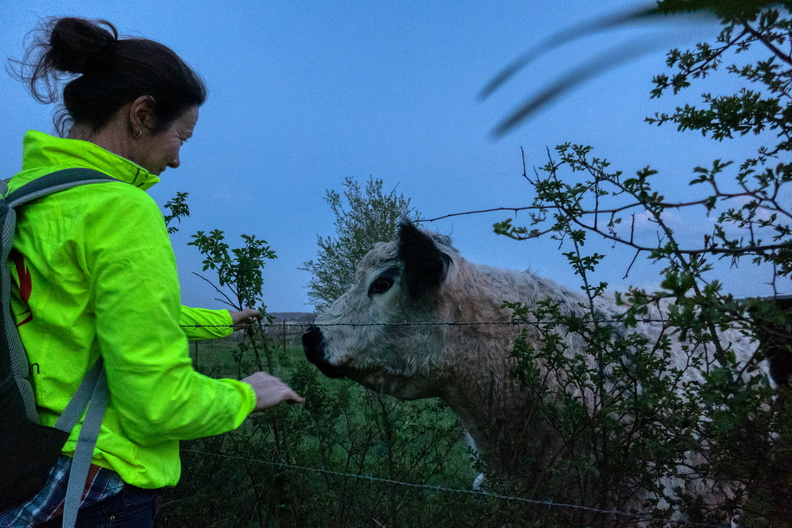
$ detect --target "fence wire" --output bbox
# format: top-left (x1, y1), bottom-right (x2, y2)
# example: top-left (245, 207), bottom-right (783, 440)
top-left (182, 317), bottom-right (678, 330)
top-left (181, 448), bottom-right (728, 528)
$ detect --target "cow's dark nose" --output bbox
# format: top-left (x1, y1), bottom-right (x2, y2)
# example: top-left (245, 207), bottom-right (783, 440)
top-left (302, 326), bottom-right (345, 378)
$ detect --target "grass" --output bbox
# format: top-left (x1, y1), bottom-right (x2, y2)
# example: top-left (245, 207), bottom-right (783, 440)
top-left (156, 335), bottom-right (497, 528)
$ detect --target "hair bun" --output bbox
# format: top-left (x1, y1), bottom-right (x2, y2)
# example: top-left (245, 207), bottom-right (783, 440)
top-left (12, 15), bottom-right (206, 135)
top-left (48, 18), bottom-right (118, 74)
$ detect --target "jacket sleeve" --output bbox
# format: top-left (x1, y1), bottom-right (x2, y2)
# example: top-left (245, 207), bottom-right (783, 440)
top-left (83, 186), bottom-right (256, 445)
top-left (181, 306), bottom-right (234, 340)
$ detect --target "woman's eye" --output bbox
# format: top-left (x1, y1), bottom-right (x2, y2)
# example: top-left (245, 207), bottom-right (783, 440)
top-left (368, 277), bottom-right (394, 295)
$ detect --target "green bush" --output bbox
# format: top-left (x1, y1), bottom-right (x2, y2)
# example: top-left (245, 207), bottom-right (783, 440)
top-left (157, 341), bottom-right (493, 528)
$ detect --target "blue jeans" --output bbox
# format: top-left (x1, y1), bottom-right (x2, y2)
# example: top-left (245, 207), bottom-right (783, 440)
top-left (40, 486), bottom-right (159, 528)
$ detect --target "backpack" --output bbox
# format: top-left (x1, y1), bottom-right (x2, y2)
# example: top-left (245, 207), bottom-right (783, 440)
top-left (0, 168), bottom-right (118, 527)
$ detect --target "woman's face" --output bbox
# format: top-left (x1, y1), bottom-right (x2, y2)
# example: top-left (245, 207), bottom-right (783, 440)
top-left (135, 105), bottom-right (199, 176)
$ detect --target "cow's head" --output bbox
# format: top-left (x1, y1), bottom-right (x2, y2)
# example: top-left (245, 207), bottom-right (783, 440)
top-left (303, 221), bottom-right (455, 400)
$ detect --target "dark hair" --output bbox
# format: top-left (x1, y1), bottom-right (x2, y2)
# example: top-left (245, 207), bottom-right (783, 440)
top-left (10, 17), bottom-right (207, 135)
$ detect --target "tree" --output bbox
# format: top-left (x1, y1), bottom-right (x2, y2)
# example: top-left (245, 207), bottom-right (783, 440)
top-left (482, 0), bottom-right (788, 138)
top-left (485, 3), bottom-right (792, 525)
top-left (303, 176), bottom-right (419, 309)
top-left (495, 2), bottom-right (791, 347)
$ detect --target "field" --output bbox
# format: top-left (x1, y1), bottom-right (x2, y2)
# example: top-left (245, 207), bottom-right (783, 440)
top-left (156, 334), bottom-right (523, 528)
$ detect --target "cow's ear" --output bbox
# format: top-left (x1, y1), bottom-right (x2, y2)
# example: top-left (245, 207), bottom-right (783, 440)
top-left (397, 221), bottom-right (451, 298)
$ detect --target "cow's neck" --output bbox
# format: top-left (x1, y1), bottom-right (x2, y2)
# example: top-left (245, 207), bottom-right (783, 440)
top-left (439, 358), bottom-right (562, 482)
top-left (435, 261), bottom-right (573, 480)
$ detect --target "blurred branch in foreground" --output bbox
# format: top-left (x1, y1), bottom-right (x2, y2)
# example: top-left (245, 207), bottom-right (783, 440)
top-left (482, 0), bottom-right (787, 138)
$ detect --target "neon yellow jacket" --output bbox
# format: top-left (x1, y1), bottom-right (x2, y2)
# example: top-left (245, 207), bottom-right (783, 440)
top-left (7, 130), bottom-right (256, 489)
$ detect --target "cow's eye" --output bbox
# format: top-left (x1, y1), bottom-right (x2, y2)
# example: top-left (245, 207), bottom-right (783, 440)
top-left (369, 277), bottom-right (394, 295)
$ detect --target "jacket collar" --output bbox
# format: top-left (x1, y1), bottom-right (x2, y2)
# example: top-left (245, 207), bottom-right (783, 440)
top-left (18, 130), bottom-right (161, 191)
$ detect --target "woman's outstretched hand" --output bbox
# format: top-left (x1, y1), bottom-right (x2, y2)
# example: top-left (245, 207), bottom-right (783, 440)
top-left (229, 308), bottom-right (261, 333)
top-left (242, 371), bottom-right (304, 411)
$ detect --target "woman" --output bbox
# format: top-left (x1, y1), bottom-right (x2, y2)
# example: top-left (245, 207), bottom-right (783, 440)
top-left (1, 17), bottom-right (302, 527)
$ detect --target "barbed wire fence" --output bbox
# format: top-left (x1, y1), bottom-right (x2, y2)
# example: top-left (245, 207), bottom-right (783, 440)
top-left (171, 317), bottom-right (774, 527)
top-left (186, 318), bottom-right (651, 366)
top-left (180, 447), bottom-right (728, 528)
top-left (185, 314), bottom-right (685, 348)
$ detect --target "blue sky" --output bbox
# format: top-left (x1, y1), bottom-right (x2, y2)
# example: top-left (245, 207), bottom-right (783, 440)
top-left (2, 1), bottom-right (787, 313)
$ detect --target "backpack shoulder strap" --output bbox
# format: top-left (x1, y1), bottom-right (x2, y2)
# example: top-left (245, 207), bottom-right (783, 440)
top-left (60, 358), bottom-right (109, 528)
top-left (5, 167), bottom-right (117, 207)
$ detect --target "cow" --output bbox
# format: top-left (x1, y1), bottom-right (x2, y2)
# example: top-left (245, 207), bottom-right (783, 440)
top-left (303, 221), bottom-right (762, 525)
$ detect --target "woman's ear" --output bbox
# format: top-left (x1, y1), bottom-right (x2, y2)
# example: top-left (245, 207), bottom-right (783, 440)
top-left (128, 95), bottom-right (157, 135)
